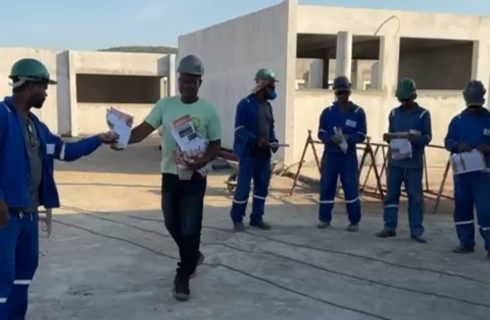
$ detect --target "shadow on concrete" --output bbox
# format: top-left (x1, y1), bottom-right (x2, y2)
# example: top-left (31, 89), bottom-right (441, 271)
top-left (55, 137), bottom-right (162, 175)
top-left (32, 201), bottom-right (490, 320)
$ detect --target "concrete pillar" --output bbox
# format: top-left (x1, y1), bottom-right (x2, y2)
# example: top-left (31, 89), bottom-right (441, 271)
top-left (67, 51), bottom-right (79, 137)
top-left (169, 54), bottom-right (177, 96)
top-left (471, 40), bottom-right (490, 108)
top-left (56, 51), bottom-right (71, 136)
top-left (378, 35), bottom-right (400, 95)
top-left (308, 59), bottom-right (323, 89)
top-left (371, 62), bottom-right (380, 89)
top-left (335, 31), bottom-right (353, 78)
top-left (282, 0), bottom-right (298, 166)
top-left (322, 57), bottom-right (330, 89)
top-left (352, 60), bottom-right (365, 90)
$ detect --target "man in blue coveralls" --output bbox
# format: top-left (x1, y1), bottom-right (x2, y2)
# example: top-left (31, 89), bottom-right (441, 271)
top-left (0, 58), bottom-right (116, 319)
top-left (376, 78), bottom-right (431, 243)
top-left (317, 76), bottom-right (367, 231)
top-left (230, 68), bottom-right (280, 232)
top-left (445, 80), bottom-right (490, 259)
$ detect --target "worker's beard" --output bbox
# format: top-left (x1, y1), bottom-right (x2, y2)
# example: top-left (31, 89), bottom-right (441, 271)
top-left (31, 97), bottom-right (45, 109)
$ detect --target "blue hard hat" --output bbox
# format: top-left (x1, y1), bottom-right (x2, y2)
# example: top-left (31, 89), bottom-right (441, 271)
top-left (463, 80), bottom-right (486, 106)
top-left (333, 76), bottom-right (351, 91)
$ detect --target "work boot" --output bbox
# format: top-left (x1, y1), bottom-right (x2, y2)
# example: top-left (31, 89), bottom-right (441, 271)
top-left (346, 224), bottom-right (359, 232)
top-left (190, 252), bottom-right (205, 279)
top-left (173, 269), bottom-right (190, 301)
top-left (233, 222), bottom-right (246, 232)
top-left (376, 229), bottom-right (396, 238)
top-left (317, 221), bottom-right (330, 229)
top-left (452, 245), bottom-right (475, 254)
top-left (411, 235), bottom-right (427, 244)
top-left (250, 220), bottom-right (271, 230)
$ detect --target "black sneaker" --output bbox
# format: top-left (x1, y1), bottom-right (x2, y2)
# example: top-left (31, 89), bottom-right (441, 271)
top-left (376, 229), bottom-right (396, 238)
top-left (347, 224), bottom-right (359, 232)
top-left (190, 252), bottom-right (205, 279)
top-left (452, 245), bottom-right (475, 254)
top-left (411, 235), bottom-right (427, 244)
top-left (250, 220), bottom-right (271, 230)
top-left (233, 222), bottom-right (246, 232)
top-left (173, 269), bottom-right (190, 301)
top-left (317, 221), bottom-right (331, 229)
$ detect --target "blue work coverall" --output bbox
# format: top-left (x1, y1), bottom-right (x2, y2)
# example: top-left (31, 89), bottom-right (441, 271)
top-left (383, 105), bottom-right (432, 236)
top-left (318, 102), bottom-right (367, 224)
top-left (445, 108), bottom-right (490, 252)
top-left (230, 94), bottom-right (278, 224)
top-left (0, 97), bottom-right (104, 320)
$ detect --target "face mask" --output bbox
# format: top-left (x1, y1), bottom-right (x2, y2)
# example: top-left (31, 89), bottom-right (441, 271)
top-left (266, 88), bottom-right (277, 101)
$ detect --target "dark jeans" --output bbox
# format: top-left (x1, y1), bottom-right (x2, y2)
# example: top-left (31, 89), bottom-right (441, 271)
top-left (162, 173), bottom-right (206, 275)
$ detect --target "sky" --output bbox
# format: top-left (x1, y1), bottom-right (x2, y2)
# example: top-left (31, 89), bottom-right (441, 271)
top-left (1, 0), bottom-right (489, 50)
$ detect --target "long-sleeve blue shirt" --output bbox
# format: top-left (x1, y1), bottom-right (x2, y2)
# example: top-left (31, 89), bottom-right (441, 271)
top-left (387, 104), bottom-right (432, 169)
top-left (445, 108), bottom-right (490, 167)
top-left (0, 96), bottom-right (103, 209)
top-left (233, 94), bottom-right (278, 158)
top-left (318, 102), bottom-right (367, 157)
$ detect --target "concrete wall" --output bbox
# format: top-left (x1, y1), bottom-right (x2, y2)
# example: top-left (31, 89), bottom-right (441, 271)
top-left (296, 58), bottom-right (376, 90)
top-left (177, 3), bottom-right (489, 167)
top-left (0, 47), bottom-right (62, 132)
top-left (290, 5), bottom-right (489, 168)
top-left (179, 0), bottom-right (298, 163)
top-left (293, 90), bottom-right (465, 165)
top-left (77, 103), bottom-right (155, 134)
top-left (76, 74), bottom-right (161, 104)
top-left (70, 51), bottom-right (170, 136)
top-left (295, 5), bottom-right (490, 95)
top-left (71, 51), bottom-right (170, 76)
top-left (0, 48), bottom-right (174, 136)
top-left (399, 43), bottom-right (473, 89)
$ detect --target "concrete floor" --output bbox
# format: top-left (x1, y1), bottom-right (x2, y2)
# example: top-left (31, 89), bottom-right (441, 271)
top-left (29, 138), bottom-right (489, 320)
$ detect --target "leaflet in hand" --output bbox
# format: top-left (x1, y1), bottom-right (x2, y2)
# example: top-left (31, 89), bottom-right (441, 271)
top-left (171, 115), bottom-right (208, 154)
top-left (333, 126), bottom-right (348, 154)
top-left (390, 138), bottom-right (412, 160)
top-left (106, 107), bottom-right (134, 149)
top-left (451, 149), bottom-right (487, 175)
top-left (171, 115), bottom-right (208, 180)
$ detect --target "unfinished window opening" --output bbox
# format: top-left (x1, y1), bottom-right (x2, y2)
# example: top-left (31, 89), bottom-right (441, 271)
top-left (76, 74), bottom-right (161, 104)
top-left (296, 34), bottom-right (380, 90)
top-left (351, 36), bottom-right (380, 90)
top-left (398, 38), bottom-right (473, 90)
top-left (296, 33), bottom-right (337, 90)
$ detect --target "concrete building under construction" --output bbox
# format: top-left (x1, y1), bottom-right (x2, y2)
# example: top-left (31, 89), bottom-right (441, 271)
top-left (179, 0), bottom-right (490, 166)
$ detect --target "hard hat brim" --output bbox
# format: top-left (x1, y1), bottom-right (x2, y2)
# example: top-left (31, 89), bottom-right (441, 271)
top-left (178, 71), bottom-right (203, 76)
top-left (255, 77), bottom-right (279, 82)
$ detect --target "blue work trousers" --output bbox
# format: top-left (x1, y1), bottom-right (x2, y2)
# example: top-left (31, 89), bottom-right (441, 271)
top-left (0, 210), bottom-right (39, 320)
top-left (230, 156), bottom-right (271, 224)
top-left (318, 154), bottom-right (361, 224)
top-left (383, 167), bottom-right (425, 236)
top-left (453, 172), bottom-right (490, 251)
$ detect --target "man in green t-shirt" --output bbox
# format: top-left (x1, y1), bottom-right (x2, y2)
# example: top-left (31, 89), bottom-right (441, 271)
top-left (120, 55), bottom-right (221, 301)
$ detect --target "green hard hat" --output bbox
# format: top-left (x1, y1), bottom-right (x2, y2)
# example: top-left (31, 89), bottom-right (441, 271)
top-left (255, 68), bottom-right (278, 82)
top-left (463, 80), bottom-right (486, 106)
top-left (396, 78), bottom-right (416, 100)
top-left (9, 58), bottom-right (57, 84)
top-left (177, 55), bottom-right (204, 76)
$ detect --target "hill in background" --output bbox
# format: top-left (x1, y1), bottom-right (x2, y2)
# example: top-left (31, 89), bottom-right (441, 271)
top-left (99, 46), bottom-right (177, 54)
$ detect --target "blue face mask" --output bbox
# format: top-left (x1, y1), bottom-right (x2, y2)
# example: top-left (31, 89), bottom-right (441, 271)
top-left (266, 88), bottom-right (277, 101)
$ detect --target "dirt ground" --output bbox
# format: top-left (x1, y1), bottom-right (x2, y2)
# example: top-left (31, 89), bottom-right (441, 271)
top-left (28, 138), bottom-right (490, 320)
